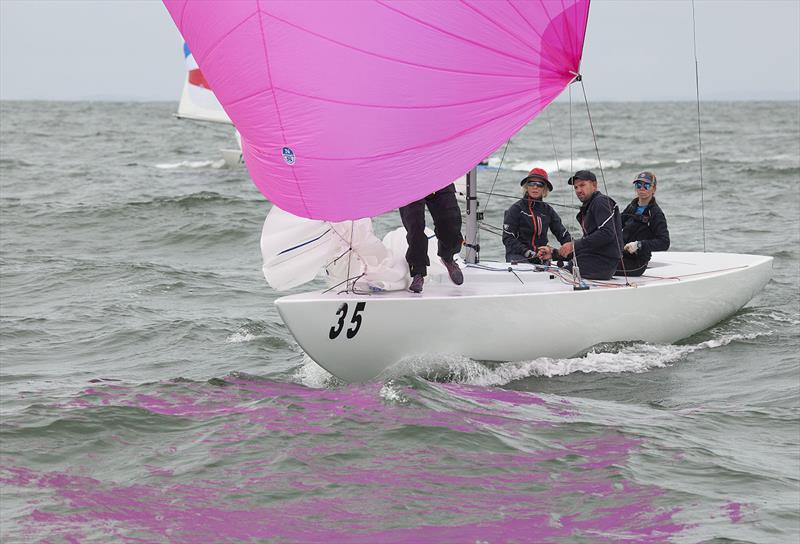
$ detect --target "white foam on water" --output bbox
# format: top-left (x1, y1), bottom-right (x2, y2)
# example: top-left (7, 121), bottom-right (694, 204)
top-left (293, 356), bottom-right (338, 389)
top-left (506, 157), bottom-right (622, 173)
top-left (767, 311), bottom-right (800, 326)
top-left (452, 330), bottom-right (772, 388)
top-left (154, 159), bottom-right (226, 169)
top-left (379, 381), bottom-right (408, 404)
top-left (289, 328), bottom-right (773, 388)
top-left (225, 332), bottom-right (263, 344)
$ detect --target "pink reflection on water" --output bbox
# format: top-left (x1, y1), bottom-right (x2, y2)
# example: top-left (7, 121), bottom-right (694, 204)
top-left (4, 378), bottom-right (690, 542)
top-left (726, 501), bottom-right (743, 523)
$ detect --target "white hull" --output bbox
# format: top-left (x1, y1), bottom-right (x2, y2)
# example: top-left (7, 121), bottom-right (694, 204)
top-left (275, 252), bottom-right (772, 382)
top-left (221, 148), bottom-right (243, 167)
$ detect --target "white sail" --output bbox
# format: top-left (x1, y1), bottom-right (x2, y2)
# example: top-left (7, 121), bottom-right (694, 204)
top-left (176, 43), bottom-right (231, 124)
top-left (260, 207), bottom-right (449, 292)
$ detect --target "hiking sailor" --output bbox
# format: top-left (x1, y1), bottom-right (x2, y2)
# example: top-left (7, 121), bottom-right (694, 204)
top-left (538, 170), bottom-right (623, 280)
top-left (615, 171), bottom-right (670, 276)
top-left (502, 167), bottom-right (571, 264)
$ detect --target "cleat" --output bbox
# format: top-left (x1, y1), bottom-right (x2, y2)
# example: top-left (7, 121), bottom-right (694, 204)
top-left (441, 258), bottom-right (464, 285)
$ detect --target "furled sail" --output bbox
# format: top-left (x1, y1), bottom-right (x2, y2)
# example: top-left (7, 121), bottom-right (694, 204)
top-left (164, 1), bottom-right (589, 220)
top-left (176, 42), bottom-right (233, 124)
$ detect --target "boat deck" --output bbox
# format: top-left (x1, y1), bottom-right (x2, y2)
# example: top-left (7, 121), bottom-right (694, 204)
top-left (284, 252), bottom-right (772, 302)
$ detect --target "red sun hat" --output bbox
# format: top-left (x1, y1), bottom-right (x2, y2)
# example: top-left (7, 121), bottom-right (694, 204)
top-left (520, 167), bottom-right (553, 191)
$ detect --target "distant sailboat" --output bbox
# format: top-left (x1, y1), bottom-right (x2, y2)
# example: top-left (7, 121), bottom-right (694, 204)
top-left (175, 42), bottom-right (242, 167)
top-left (164, 1), bottom-right (772, 383)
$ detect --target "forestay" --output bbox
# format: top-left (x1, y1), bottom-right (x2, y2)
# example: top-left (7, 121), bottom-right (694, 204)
top-left (163, 0), bottom-right (590, 220)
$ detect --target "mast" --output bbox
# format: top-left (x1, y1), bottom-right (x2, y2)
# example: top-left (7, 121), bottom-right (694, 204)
top-left (464, 167), bottom-right (480, 264)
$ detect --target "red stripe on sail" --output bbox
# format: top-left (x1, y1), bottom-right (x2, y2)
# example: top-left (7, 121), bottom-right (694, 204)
top-left (188, 69), bottom-right (211, 90)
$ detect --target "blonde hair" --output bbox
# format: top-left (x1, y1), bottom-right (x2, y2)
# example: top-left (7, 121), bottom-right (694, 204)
top-left (523, 186), bottom-right (550, 199)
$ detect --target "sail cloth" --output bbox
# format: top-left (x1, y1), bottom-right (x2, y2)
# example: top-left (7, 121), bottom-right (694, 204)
top-left (260, 207), bottom-right (447, 292)
top-left (176, 43), bottom-right (233, 124)
top-left (164, 1), bottom-right (590, 221)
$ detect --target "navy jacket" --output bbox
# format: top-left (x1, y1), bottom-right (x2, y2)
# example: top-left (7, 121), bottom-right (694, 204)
top-left (573, 191), bottom-right (623, 276)
top-left (620, 197), bottom-right (670, 262)
top-left (503, 198), bottom-right (571, 261)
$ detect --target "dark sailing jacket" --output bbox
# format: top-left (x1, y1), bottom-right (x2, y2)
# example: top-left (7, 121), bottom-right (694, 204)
top-left (620, 197), bottom-right (670, 263)
top-left (573, 191), bottom-right (623, 275)
top-left (503, 197), bottom-right (571, 261)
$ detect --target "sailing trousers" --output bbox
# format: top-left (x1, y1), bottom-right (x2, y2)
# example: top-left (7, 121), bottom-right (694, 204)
top-left (399, 183), bottom-right (463, 278)
top-left (615, 253), bottom-right (648, 277)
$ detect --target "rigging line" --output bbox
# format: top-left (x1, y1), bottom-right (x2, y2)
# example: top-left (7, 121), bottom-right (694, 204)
top-left (567, 80), bottom-right (582, 281)
top-left (478, 223), bottom-right (504, 236)
top-left (569, 84), bottom-right (574, 176)
top-left (345, 220), bottom-right (355, 293)
top-left (691, 0), bottom-right (707, 252)
top-left (475, 189), bottom-right (580, 209)
top-left (323, 246), bottom-right (354, 271)
top-left (544, 108), bottom-right (561, 173)
top-left (321, 220), bottom-right (363, 292)
top-left (481, 138), bottom-right (511, 214)
top-left (576, 75), bottom-right (630, 285)
top-left (323, 273), bottom-right (366, 295)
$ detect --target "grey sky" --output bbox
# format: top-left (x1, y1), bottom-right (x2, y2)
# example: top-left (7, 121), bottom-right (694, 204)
top-left (1, 0), bottom-right (798, 102)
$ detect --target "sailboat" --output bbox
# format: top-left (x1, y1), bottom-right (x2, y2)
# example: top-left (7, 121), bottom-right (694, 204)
top-left (164, 1), bottom-right (772, 383)
top-left (175, 42), bottom-right (243, 167)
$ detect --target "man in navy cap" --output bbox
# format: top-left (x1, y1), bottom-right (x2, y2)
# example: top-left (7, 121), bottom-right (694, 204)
top-left (538, 170), bottom-right (623, 280)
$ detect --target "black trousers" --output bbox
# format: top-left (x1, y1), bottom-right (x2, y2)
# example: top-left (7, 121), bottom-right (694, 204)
top-left (568, 255), bottom-right (617, 281)
top-left (615, 254), bottom-right (648, 277)
top-left (399, 183), bottom-right (463, 277)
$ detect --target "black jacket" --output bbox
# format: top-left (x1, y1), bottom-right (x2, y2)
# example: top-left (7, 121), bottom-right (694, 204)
top-left (620, 197), bottom-right (670, 262)
top-left (503, 198), bottom-right (571, 261)
top-left (573, 191), bottom-right (623, 273)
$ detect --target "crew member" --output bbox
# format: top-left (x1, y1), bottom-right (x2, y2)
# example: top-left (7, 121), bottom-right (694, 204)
top-left (502, 167), bottom-right (571, 263)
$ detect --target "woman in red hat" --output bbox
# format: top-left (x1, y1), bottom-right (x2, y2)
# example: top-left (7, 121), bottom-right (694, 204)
top-left (502, 167), bottom-right (572, 264)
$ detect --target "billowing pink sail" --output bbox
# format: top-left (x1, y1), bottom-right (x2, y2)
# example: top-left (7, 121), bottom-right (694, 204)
top-left (163, 1), bottom-right (590, 221)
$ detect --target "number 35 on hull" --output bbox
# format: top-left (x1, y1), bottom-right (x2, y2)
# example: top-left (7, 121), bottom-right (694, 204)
top-left (328, 302), bottom-right (366, 340)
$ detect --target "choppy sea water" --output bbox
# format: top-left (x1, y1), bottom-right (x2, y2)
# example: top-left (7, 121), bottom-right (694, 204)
top-left (1, 100), bottom-right (798, 543)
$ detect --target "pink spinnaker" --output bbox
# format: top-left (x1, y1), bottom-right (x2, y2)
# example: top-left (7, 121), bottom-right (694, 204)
top-left (163, 1), bottom-right (590, 221)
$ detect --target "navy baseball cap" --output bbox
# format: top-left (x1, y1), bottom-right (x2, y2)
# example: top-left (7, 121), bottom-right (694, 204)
top-left (633, 171), bottom-right (656, 185)
top-left (567, 170), bottom-right (597, 185)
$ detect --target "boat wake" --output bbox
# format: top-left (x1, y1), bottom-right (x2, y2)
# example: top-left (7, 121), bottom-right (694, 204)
top-left (456, 330), bottom-right (770, 387)
top-left (293, 323), bottom-right (773, 389)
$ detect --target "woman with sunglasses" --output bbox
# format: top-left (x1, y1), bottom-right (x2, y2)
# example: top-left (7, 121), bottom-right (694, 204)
top-left (502, 167), bottom-right (572, 264)
top-left (616, 171), bottom-right (670, 276)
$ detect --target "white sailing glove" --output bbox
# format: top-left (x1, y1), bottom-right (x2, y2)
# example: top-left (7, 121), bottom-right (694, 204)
top-left (524, 249), bottom-right (535, 259)
top-left (624, 241), bottom-right (641, 254)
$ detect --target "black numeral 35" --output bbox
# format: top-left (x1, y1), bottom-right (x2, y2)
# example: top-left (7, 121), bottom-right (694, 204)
top-left (329, 302), bottom-right (366, 339)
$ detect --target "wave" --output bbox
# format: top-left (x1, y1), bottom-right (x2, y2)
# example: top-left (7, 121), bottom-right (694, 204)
top-left (503, 157), bottom-right (622, 173)
top-left (0, 158), bottom-right (33, 169)
top-left (154, 159), bottom-right (226, 169)
top-left (225, 321), bottom-right (291, 347)
top-left (126, 191), bottom-right (254, 209)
